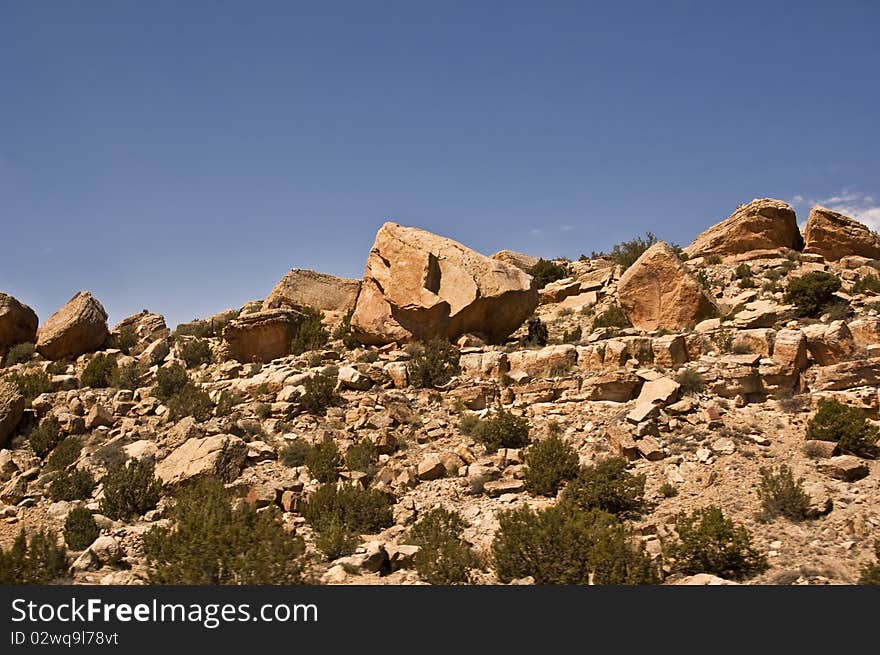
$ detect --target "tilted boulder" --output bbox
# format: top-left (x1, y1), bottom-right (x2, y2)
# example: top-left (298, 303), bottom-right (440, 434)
top-left (0, 380), bottom-right (25, 448)
top-left (617, 242), bottom-right (716, 331)
top-left (262, 269), bottom-right (361, 323)
top-left (803, 206), bottom-right (880, 261)
top-left (0, 293), bottom-right (38, 355)
top-left (684, 198), bottom-right (802, 259)
top-left (221, 309), bottom-right (304, 363)
top-left (110, 311), bottom-right (169, 355)
top-left (351, 223), bottom-right (538, 345)
top-left (490, 250), bottom-right (539, 272)
top-left (36, 292), bottom-right (109, 361)
top-left (155, 435), bottom-right (247, 485)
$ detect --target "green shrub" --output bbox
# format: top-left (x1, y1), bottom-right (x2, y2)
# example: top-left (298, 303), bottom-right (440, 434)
top-left (110, 362), bottom-right (142, 391)
top-left (406, 339), bottom-right (461, 388)
top-left (143, 477), bottom-right (306, 584)
top-left (735, 263), bottom-right (755, 287)
top-left (520, 318), bottom-right (548, 347)
top-left (526, 259), bottom-right (569, 289)
top-left (851, 274), bottom-right (880, 295)
top-left (215, 390), bottom-right (242, 417)
top-left (705, 254), bottom-right (723, 265)
top-left (290, 306), bottom-right (329, 356)
top-left (179, 338), bottom-right (212, 368)
top-left (562, 326), bottom-right (582, 344)
top-left (63, 507), bottom-right (99, 550)
top-left (524, 436), bottom-right (579, 496)
top-left (859, 541), bottom-right (880, 585)
top-left (300, 369), bottom-right (339, 415)
top-left (44, 436), bottom-right (83, 472)
top-left (659, 482), bottom-right (678, 498)
top-left (562, 456), bottom-right (645, 518)
top-left (48, 468), bottom-right (96, 502)
top-left (314, 518), bottom-right (360, 560)
top-left (99, 460), bottom-right (162, 521)
top-left (332, 308), bottom-right (361, 349)
top-left (458, 413), bottom-right (481, 436)
top-left (784, 271), bottom-right (842, 318)
top-left (280, 440), bottom-right (310, 467)
top-left (7, 369), bottom-right (52, 406)
top-left (668, 506), bottom-right (767, 580)
top-left (473, 409), bottom-right (530, 452)
top-left (302, 483), bottom-right (394, 536)
top-left (591, 232), bottom-right (659, 271)
top-left (166, 383), bottom-right (214, 422)
top-left (675, 368), bottom-right (706, 395)
top-left (592, 305), bottom-right (630, 330)
top-left (155, 364), bottom-right (189, 401)
top-left (80, 354), bottom-right (116, 388)
top-left (4, 342), bottom-right (34, 367)
top-left (806, 398), bottom-right (878, 459)
top-left (492, 505), bottom-right (658, 584)
top-left (0, 529), bottom-right (67, 584)
top-left (757, 465), bottom-right (811, 522)
top-left (345, 439), bottom-right (377, 477)
top-left (304, 441), bottom-right (341, 483)
top-left (405, 508), bottom-right (477, 584)
top-left (29, 416), bottom-right (62, 459)
top-left (113, 325), bottom-right (138, 354)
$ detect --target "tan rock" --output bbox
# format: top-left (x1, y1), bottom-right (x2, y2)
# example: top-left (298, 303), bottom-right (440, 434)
top-left (804, 440), bottom-right (837, 458)
top-left (617, 242), bottom-right (716, 331)
top-left (0, 293), bottom-right (38, 355)
top-left (684, 198), bottom-right (802, 258)
top-left (85, 403), bottom-right (114, 429)
top-left (810, 360), bottom-right (880, 391)
top-left (262, 269), bottom-right (361, 324)
top-left (483, 478), bottom-right (525, 497)
top-left (507, 345), bottom-right (577, 378)
top-left (221, 309), bottom-right (304, 363)
top-left (417, 454), bottom-right (446, 480)
top-left (0, 381), bottom-right (24, 448)
top-left (803, 206), bottom-right (880, 261)
top-left (847, 317), bottom-right (880, 346)
top-left (539, 278), bottom-right (581, 304)
top-left (652, 334), bottom-right (687, 369)
top-left (490, 250), bottom-right (539, 272)
top-left (818, 455), bottom-right (869, 482)
top-left (36, 291), bottom-right (109, 360)
top-left (351, 223), bottom-right (538, 345)
top-left (459, 351), bottom-right (509, 379)
top-left (155, 435), bottom-right (247, 485)
top-left (802, 321), bottom-right (854, 365)
top-left (582, 371), bottom-right (643, 402)
top-left (637, 377), bottom-right (680, 405)
top-left (606, 426), bottom-right (638, 460)
top-left (731, 329), bottom-right (773, 356)
top-left (772, 329), bottom-right (808, 370)
top-left (110, 311), bottom-right (169, 355)
top-left (637, 436), bottom-right (664, 461)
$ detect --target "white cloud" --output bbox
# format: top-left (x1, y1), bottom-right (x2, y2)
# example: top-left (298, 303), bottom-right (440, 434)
top-left (560, 224), bottom-right (575, 232)
top-left (817, 189), bottom-right (880, 232)
top-left (791, 194), bottom-right (804, 204)
top-left (529, 228), bottom-right (544, 237)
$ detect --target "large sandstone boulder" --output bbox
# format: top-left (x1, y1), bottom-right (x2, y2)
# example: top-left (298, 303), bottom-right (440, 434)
top-left (351, 223), bottom-right (538, 345)
top-left (221, 308), bottom-right (304, 363)
top-left (110, 311), bottom-right (169, 355)
top-left (36, 292), bottom-right (109, 361)
top-left (803, 206), bottom-right (880, 261)
top-left (0, 380), bottom-right (24, 448)
top-left (684, 198), bottom-right (802, 258)
top-left (155, 435), bottom-right (247, 485)
top-left (490, 250), bottom-right (539, 272)
top-left (617, 242), bottom-right (716, 331)
top-left (0, 293), bottom-right (38, 354)
top-left (262, 269), bottom-right (361, 323)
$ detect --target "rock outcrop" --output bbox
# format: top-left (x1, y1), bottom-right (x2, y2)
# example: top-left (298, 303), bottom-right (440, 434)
top-left (111, 311), bottom-right (170, 355)
top-left (0, 293), bottom-right (38, 355)
top-left (0, 380), bottom-right (24, 447)
top-left (617, 242), bottom-right (716, 331)
top-left (351, 223), bottom-right (538, 345)
top-left (684, 198), bottom-right (802, 258)
top-left (36, 292), bottom-right (109, 361)
top-left (490, 250), bottom-right (539, 272)
top-left (155, 435), bottom-right (247, 485)
top-left (803, 206), bottom-right (880, 261)
top-left (262, 269), bottom-right (361, 323)
top-left (221, 308), bottom-right (304, 363)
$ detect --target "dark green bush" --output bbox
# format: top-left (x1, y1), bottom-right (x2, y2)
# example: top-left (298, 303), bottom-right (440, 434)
top-left (113, 325), bottom-right (138, 354)
top-left (301, 483), bottom-right (394, 536)
top-left (300, 369), bottom-right (340, 415)
top-left (48, 468), bottom-right (96, 502)
top-left (592, 305), bottom-right (631, 330)
top-left (526, 259), bottom-right (569, 289)
top-left (332, 308), bottom-right (361, 350)
top-left (4, 342), bottom-right (34, 367)
top-left (29, 416), bottom-right (62, 459)
top-left (851, 274), bottom-right (880, 295)
top-left (473, 409), bottom-right (530, 452)
top-left (63, 507), bottom-right (99, 550)
top-left (784, 271), bottom-right (842, 318)
top-left (806, 398), bottom-right (878, 459)
top-left (110, 362), bottom-right (142, 391)
top-left (99, 460), bottom-right (162, 521)
top-left (45, 436), bottom-right (83, 472)
top-left (214, 390), bottom-right (242, 417)
top-left (757, 465), bottom-right (811, 522)
top-left (179, 338), bottom-right (212, 368)
top-left (280, 440), bottom-right (310, 467)
top-left (562, 456), bottom-right (645, 518)
top-left (345, 439), bottom-right (378, 478)
top-left (405, 508), bottom-right (477, 584)
top-left (591, 232), bottom-right (661, 271)
top-left (290, 306), bottom-right (329, 355)
top-left (675, 368), bottom-right (706, 395)
top-left (520, 318), bottom-right (548, 347)
top-left (80, 354), bottom-right (116, 388)
top-left (155, 364), bottom-right (189, 401)
top-left (406, 339), bottom-right (461, 388)
top-left (859, 541), bottom-right (880, 585)
top-left (167, 383), bottom-right (214, 422)
top-left (7, 369), bottom-right (52, 406)
top-left (492, 505), bottom-right (658, 584)
top-left (562, 326), bottom-right (583, 344)
top-left (659, 482), bottom-right (678, 498)
top-left (0, 529), bottom-right (67, 584)
top-left (143, 477), bottom-right (306, 584)
top-left (314, 518), bottom-right (360, 560)
top-left (304, 441), bottom-right (341, 483)
top-left (668, 506), bottom-right (767, 580)
top-left (524, 436), bottom-right (579, 496)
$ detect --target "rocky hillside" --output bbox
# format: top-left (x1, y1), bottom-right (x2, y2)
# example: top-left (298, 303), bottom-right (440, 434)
top-left (2, 198), bottom-right (880, 586)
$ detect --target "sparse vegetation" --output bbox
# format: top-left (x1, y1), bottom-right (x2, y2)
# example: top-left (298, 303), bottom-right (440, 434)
top-left (784, 271), bottom-right (843, 318)
top-left (302, 483), bottom-right (394, 559)
top-left (526, 259), bottom-right (569, 289)
top-left (280, 440), bottom-right (310, 467)
top-left (166, 382), bottom-right (214, 422)
top-left (520, 317), bottom-right (548, 347)
top-left (305, 441), bottom-right (341, 483)
top-left (110, 361), bottom-right (142, 391)
top-left (405, 508), bottom-right (477, 584)
top-left (472, 408), bottom-right (530, 452)
top-left (592, 305), bottom-right (630, 331)
top-left (7, 369), bottom-right (52, 406)
top-left (80, 354), bottom-right (117, 388)
top-left (524, 436), bottom-right (579, 497)
top-left (332, 308), bottom-right (361, 349)
top-left (859, 541), bottom-right (880, 585)
top-left (851, 274), bottom-right (880, 295)
top-left (561, 456), bottom-right (645, 518)
top-left (345, 439), bottom-right (378, 479)
top-left (48, 467), bottom-right (97, 502)
top-left (757, 465), bottom-right (811, 522)
top-left (4, 342), bottom-right (34, 367)
top-left (300, 368), bottom-right (340, 415)
top-left (0, 529), bottom-right (67, 584)
top-left (562, 326), bottom-right (582, 344)
top-left (675, 368), bottom-right (706, 395)
top-left (113, 325), bottom-right (138, 354)
top-left (406, 339), bottom-right (461, 388)
top-left (63, 507), bottom-right (99, 550)
top-left (735, 263), bottom-right (755, 288)
top-left (179, 337), bottom-right (213, 368)
top-left (590, 232), bottom-right (658, 271)
top-left (154, 364), bottom-right (189, 401)
top-left (659, 482), bottom-right (678, 498)
top-left (806, 398), bottom-right (879, 459)
top-left (290, 306), bottom-right (329, 355)
top-left (44, 436), bottom-right (83, 471)
top-left (29, 416), bottom-right (63, 459)
top-left (99, 460), bottom-right (162, 521)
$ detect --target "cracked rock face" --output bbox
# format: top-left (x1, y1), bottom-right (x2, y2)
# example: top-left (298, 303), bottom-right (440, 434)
top-left (0, 293), bottom-right (38, 355)
top-left (351, 223), bottom-right (538, 345)
top-left (36, 291), bottom-right (109, 361)
top-left (803, 206), bottom-right (880, 261)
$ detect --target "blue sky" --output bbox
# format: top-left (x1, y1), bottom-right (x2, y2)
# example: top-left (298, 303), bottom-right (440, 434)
top-left (2, 1), bottom-right (878, 328)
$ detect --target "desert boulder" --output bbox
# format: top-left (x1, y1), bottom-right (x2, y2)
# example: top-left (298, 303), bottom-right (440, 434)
top-left (36, 292), bottom-right (109, 361)
top-left (803, 206), bottom-right (880, 261)
top-left (0, 293), bottom-right (38, 355)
